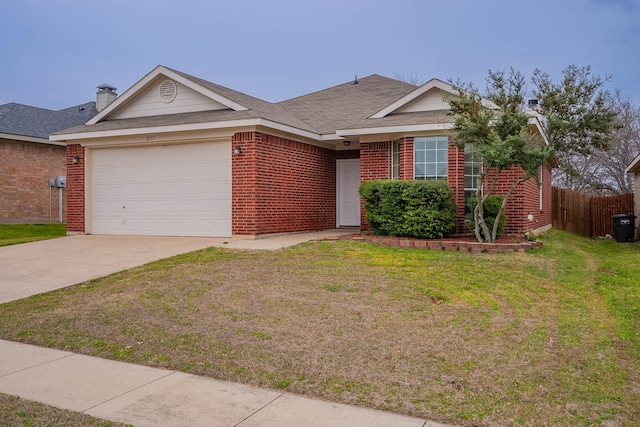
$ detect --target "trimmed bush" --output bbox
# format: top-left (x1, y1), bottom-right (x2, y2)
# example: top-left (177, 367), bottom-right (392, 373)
top-left (359, 180), bottom-right (457, 239)
top-left (466, 195), bottom-right (507, 236)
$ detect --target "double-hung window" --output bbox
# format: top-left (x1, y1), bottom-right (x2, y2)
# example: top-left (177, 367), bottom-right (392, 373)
top-left (391, 141), bottom-right (400, 179)
top-left (414, 136), bottom-right (448, 180)
top-left (464, 144), bottom-right (482, 213)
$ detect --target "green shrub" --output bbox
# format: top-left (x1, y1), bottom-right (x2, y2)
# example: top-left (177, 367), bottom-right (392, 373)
top-left (466, 195), bottom-right (507, 236)
top-left (359, 180), bottom-right (457, 239)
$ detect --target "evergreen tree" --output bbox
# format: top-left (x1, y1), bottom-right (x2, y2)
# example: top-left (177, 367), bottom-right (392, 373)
top-left (448, 69), bottom-right (551, 243)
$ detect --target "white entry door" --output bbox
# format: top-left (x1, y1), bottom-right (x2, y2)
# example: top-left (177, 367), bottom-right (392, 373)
top-left (337, 159), bottom-right (361, 227)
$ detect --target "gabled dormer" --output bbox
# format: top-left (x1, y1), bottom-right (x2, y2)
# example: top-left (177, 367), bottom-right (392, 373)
top-left (369, 78), bottom-right (457, 119)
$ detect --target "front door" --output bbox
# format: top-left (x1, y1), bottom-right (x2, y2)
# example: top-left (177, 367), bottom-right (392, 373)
top-left (337, 159), bottom-right (361, 227)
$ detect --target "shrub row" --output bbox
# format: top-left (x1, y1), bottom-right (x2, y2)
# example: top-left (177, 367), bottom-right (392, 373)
top-left (359, 180), bottom-right (457, 239)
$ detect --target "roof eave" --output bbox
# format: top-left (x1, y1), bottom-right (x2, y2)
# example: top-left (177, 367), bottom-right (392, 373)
top-left (625, 152), bottom-right (640, 174)
top-left (50, 118), bottom-right (324, 143)
top-left (337, 123), bottom-right (454, 137)
top-left (527, 116), bottom-right (550, 146)
top-left (0, 132), bottom-right (65, 146)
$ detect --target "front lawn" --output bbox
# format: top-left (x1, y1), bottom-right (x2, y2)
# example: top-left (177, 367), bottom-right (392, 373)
top-left (0, 224), bottom-right (66, 247)
top-left (0, 230), bottom-right (638, 426)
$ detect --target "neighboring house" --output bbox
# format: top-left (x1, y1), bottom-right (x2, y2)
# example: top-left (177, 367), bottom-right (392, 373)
top-left (51, 65), bottom-right (553, 238)
top-left (625, 153), bottom-right (640, 237)
top-left (0, 101), bottom-right (97, 223)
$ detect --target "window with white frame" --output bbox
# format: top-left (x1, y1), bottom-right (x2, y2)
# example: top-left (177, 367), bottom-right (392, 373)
top-left (539, 165), bottom-right (543, 210)
top-left (464, 144), bottom-right (482, 214)
top-left (414, 136), bottom-right (448, 180)
top-left (392, 140), bottom-right (400, 179)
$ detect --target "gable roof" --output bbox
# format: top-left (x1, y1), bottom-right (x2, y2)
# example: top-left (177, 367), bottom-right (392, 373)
top-left (277, 75), bottom-right (417, 135)
top-left (169, 67), bottom-right (319, 133)
top-left (0, 102), bottom-right (97, 143)
top-left (54, 67), bottom-right (420, 142)
top-left (85, 65), bottom-right (317, 134)
top-left (50, 66), bottom-right (553, 147)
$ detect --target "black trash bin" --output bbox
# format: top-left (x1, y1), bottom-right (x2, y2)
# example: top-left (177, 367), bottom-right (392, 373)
top-left (612, 214), bottom-right (636, 242)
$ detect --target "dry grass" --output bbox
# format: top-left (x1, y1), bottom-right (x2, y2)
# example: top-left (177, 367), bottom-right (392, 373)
top-left (1, 230), bottom-right (638, 426)
top-left (0, 393), bottom-right (130, 427)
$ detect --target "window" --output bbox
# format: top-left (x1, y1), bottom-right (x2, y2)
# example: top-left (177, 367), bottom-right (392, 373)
top-left (539, 166), bottom-right (543, 210)
top-left (392, 140), bottom-right (400, 179)
top-left (464, 144), bottom-right (482, 214)
top-left (414, 136), bottom-right (448, 180)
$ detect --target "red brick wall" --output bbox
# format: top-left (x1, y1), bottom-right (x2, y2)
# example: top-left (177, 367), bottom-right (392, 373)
top-left (447, 143), bottom-right (467, 233)
top-left (539, 162), bottom-right (553, 231)
top-left (488, 167), bottom-right (529, 234)
top-left (0, 139), bottom-right (66, 223)
top-left (485, 165), bottom-right (552, 235)
top-left (65, 132), bottom-right (550, 237)
top-left (231, 132), bottom-right (258, 234)
top-left (66, 144), bottom-right (85, 233)
top-left (359, 141), bottom-right (393, 229)
top-left (360, 141), bottom-right (392, 181)
top-left (232, 132), bottom-right (338, 236)
top-left (66, 135), bottom-right (357, 237)
top-left (399, 137), bottom-right (413, 180)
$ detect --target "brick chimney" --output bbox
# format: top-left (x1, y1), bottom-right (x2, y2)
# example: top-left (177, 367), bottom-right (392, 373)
top-left (96, 83), bottom-right (117, 112)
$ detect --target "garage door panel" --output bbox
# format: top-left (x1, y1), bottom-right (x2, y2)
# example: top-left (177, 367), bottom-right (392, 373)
top-left (119, 218), bottom-right (231, 236)
top-left (91, 142), bottom-right (231, 237)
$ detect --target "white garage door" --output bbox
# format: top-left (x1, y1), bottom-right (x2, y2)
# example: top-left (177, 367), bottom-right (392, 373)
top-left (91, 141), bottom-right (231, 237)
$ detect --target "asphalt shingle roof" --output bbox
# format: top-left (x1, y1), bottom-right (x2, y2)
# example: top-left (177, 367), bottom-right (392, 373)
top-left (0, 102), bottom-right (97, 139)
top-left (277, 75), bottom-right (417, 134)
top-left (53, 68), bottom-right (424, 138)
top-left (168, 68), bottom-right (320, 133)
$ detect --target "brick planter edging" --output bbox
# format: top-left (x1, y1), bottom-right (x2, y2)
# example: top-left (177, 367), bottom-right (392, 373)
top-left (342, 235), bottom-right (542, 254)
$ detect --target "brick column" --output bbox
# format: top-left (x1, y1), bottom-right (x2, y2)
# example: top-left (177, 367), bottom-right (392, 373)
top-left (66, 144), bottom-right (85, 233)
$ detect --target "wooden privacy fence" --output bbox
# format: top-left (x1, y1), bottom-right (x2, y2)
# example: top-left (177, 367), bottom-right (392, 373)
top-left (591, 193), bottom-right (635, 237)
top-left (553, 187), bottom-right (634, 237)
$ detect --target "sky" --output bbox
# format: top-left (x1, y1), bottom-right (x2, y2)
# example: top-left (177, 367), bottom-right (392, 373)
top-left (1, 0), bottom-right (639, 110)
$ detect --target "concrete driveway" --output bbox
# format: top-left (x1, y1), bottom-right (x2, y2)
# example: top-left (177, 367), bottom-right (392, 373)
top-left (0, 235), bottom-right (223, 304)
top-left (0, 230), bottom-right (355, 304)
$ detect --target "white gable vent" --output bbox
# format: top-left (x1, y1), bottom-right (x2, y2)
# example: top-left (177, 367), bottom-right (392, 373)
top-left (159, 79), bottom-right (177, 103)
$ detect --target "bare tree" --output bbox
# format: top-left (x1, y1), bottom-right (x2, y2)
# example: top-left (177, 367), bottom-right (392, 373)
top-left (533, 66), bottom-right (619, 194)
top-left (551, 92), bottom-right (639, 195)
top-left (393, 72), bottom-right (424, 86)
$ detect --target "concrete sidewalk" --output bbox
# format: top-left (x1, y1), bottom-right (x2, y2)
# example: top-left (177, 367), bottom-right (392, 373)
top-left (0, 340), bottom-right (447, 427)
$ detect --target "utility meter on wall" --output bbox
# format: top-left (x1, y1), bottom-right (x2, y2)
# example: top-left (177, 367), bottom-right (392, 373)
top-left (55, 176), bottom-right (66, 188)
